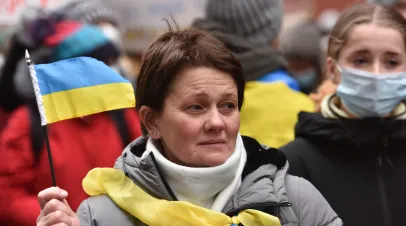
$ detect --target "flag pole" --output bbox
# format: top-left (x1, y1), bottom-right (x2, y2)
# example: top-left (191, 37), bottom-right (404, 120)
top-left (25, 50), bottom-right (57, 187)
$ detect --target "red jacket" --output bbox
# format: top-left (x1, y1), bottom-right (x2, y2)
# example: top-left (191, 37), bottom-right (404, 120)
top-left (0, 107), bottom-right (10, 134)
top-left (0, 106), bottom-right (142, 226)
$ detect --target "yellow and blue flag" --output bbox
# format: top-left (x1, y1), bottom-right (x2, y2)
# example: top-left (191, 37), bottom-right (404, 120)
top-left (29, 56), bottom-right (135, 125)
top-left (240, 82), bottom-right (314, 148)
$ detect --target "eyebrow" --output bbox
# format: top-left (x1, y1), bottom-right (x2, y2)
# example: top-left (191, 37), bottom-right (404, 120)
top-left (384, 51), bottom-right (403, 56)
top-left (349, 48), bottom-right (403, 56)
top-left (349, 49), bottom-right (369, 55)
top-left (221, 92), bottom-right (238, 99)
top-left (184, 92), bottom-right (238, 99)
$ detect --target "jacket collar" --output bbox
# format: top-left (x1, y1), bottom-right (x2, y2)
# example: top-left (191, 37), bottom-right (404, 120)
top-left (114, 136), bottom-right (290, 214)
top-left (296, 111), bottom-right (406, 148)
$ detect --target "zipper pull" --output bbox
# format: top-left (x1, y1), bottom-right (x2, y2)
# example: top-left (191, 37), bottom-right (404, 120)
top-left (384, 155), bottom-right (394, 168)
top-left (381, 136), bottom-right (389, 147)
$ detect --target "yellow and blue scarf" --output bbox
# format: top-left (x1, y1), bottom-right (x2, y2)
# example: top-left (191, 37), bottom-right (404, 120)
top-left (83, 168), bottom-right (281, 226)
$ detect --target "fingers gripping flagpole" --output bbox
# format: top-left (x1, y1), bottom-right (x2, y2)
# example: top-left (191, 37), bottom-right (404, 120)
top-left (25, 50), bottom-right (57, 187)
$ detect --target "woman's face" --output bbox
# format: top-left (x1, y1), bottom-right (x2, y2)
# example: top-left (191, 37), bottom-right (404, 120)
top-left (152, 67), bottom-right (240, 167)
top-left (328, 23), bottom-right (406, 80)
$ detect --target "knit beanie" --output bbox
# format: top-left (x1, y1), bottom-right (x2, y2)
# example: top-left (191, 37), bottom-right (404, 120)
top-left (53, 0), bottom-right (120, 27)
top-left (13, 21), bottom-right (120, 102)
top-left (280, 21), bottom-right (322, 61)
top-left (43, 20), bottom-right (120, 62)
top-left (205, 0), bottom-right (283, 46)
top-left (367, 0), bottom-right (399, 5)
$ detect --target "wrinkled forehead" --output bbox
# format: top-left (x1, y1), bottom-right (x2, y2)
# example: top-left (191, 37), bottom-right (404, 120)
top-left (167, 67), bottom-right (238, 98)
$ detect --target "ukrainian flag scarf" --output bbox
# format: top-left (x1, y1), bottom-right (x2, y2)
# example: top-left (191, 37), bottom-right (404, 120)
top-left (83, 168), bottom-right (281, 226)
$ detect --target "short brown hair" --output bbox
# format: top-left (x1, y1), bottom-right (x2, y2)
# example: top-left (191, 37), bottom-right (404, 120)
top-left (328, 3), bottom-right (406, 60)
top-left (136, 27), bottom-right (245, 135)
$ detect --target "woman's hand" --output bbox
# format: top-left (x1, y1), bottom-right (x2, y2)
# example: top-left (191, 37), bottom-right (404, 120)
top-left (37, 187), bottom-right (81, 226)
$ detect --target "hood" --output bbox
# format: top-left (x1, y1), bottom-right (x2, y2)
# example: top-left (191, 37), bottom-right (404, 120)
top-left (295, 112), bottom-right (406, 147)
top-left (14, 47), bottom-right (53, 103)
top-left (114, 136), bottom-right (290, 214)
top-left (192, 18), bottom-right (288, 82)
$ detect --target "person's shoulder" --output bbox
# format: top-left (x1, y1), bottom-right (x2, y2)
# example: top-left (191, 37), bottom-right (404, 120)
top-left (1, 106), bottom-right (31, 138)
top-left (258, 69), bottom-right (300, 92)
top-left (241, 135), bottom-right (288, 170)
top-left (284, 175), bottom-right (343, 226)
top-left (245, 77), bottom-right (314, 111)
top-left (77, 195), bottom-right (138, 226)
top-left (280, 137), bottom-right (316, 155)
top-left (280, 138), bottom-right (320, 179)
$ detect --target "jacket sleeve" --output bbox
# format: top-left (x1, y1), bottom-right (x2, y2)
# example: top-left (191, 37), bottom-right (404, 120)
top-left (0, 107), bottom-right (40, 225)
top-left (76, 199), bottom-right (94, 226)
top-left (280, 138), bottom-right (312, 179)
top-left (286, 175), bottom-right (343, 226)
top-left (76, 196), bottom-right (141, 226)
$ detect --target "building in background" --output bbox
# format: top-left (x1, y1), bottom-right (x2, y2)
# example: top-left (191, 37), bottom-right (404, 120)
top-left (0, 0), bottom-right (68, 25)
top-left (0, 0), bottom-right (71, 54)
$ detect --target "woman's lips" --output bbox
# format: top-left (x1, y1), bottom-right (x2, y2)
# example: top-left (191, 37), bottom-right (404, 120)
top-left (198, 140), bottom-right (227, 148)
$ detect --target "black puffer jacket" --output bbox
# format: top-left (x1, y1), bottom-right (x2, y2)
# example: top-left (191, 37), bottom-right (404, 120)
top-left (281, 112), bottom-right (406, 226)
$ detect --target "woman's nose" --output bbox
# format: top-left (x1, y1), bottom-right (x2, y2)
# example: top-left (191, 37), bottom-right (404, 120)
top-left (373, 63), bottom-right (381, 74)
top-left (205, 109), bottom-right (225, 132)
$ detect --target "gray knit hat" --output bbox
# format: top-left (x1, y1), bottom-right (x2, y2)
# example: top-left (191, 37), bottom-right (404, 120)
top-left (281, 21), bottom-right (322, 61)
top-left (367, 0), bottom-right (399, 5)
top-left (54, 0), bottom-right (121, 27)
top-left (205, 0), bottom-right (283, 45)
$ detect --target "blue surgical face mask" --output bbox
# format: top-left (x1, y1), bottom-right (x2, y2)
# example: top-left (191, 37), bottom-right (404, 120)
top-left (336, 65), bottom-right (406, 118)
top-left (294, 68), bottom-right (317, 91)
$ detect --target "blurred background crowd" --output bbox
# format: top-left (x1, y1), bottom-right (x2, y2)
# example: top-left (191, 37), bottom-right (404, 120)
top-left (1, 0), bottom-right (406, 225)
top-left (0, 0), bottom-right (359, 85)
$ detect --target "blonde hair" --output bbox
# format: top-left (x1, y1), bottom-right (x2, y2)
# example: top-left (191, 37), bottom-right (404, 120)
top-left (327, 3), bottom-right (406, 60)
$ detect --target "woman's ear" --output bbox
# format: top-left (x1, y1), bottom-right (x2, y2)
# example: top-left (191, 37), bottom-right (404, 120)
top-left (326, 57), bottom-right (341, 83)
top-left (139, 106), bottom-right (161, 139)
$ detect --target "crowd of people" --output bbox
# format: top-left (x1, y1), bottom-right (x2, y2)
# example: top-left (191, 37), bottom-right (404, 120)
top-left (0, 0), bottom-right (405, 225)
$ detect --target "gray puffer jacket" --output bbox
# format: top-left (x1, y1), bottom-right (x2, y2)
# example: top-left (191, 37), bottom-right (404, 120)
top-left (76, 136), bottom-right (342, 226)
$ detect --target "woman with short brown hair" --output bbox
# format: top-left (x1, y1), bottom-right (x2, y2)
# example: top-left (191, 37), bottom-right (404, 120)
top-left (35, 28), bottom-right (341, 226)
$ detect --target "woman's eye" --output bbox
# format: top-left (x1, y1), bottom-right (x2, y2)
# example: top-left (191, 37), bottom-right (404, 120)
top-left (387, 59), bottom-right (399, 67)
top-left (353, 57), bottom-right (367, 66)
top-left (220, 102), bottom-right (236, 111)
top-left (187, 104), bottom-right (203, 111)
top-left (226, 103), bottom-right (236, 109)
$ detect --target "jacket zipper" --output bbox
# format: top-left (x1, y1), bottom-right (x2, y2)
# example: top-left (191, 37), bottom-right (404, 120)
top-left (225, 202), bottom-right (292, 217)
top-left (377, 135), bottom-right (391, 226)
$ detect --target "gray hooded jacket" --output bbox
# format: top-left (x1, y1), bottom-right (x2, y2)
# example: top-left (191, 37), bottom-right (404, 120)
top-left (76, 136), bottom-right (342, 226)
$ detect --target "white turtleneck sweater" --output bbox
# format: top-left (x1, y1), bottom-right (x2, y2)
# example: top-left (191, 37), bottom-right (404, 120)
top-left (141, 134), bottom-right (247, 212)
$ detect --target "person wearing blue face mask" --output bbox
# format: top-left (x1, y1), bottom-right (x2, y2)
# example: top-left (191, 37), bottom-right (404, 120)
top-left (281, 20), bottom-right (324, 94)
top-left (281, 3), bottom-right (406, 226)
top-left (293, 68), bottom-right (318, 92)
top-left (335, 64), bottom-right (406, 117)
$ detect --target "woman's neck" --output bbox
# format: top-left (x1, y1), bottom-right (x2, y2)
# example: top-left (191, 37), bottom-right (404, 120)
top-left (144, 135), bottom-right (247, 211)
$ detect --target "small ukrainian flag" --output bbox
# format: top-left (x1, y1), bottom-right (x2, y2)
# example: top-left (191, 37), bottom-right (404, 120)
top-left (27, 54), bottom-right (135, 125)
